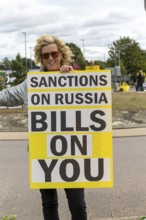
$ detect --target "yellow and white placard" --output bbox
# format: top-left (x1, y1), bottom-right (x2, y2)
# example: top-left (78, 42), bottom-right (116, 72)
top-left (27, 70), bottom-right (113, 189)
top-left (85, 65), bottom-right (100, 71)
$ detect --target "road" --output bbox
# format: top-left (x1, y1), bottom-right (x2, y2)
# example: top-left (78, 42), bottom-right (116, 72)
top-left (0, 137), bottom-right (146, 220)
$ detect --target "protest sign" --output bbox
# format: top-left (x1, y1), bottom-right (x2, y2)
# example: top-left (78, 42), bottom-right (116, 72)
top-left (28, 70), bottom-right (113, 189)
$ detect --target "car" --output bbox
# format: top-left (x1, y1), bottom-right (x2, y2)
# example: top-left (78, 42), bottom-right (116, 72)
top-left (116, 82), bottom-right (130, 92)
top-left (143, 82), bottom-right (146, 91)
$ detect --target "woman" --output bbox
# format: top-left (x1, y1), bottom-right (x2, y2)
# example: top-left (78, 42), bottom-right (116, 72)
top-left (136, 69), bottom-right (145, 91)
top-left (0, 34), bottom-right (87, 220)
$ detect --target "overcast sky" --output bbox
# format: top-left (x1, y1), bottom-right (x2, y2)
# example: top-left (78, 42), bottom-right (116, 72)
top-left (0, 0), bottom-right (146, 63)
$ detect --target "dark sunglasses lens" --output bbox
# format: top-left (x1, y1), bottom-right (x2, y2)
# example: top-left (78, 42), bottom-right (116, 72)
top-left (42, 53), bottom-right (49, 59)
top-left (51, 51), bottom-right (59, 58)
top-left (42, 51), bottom-right (59, 59)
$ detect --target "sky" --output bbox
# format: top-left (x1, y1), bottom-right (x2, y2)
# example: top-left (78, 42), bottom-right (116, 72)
top-left (0, 0), bottom-right (146, 63)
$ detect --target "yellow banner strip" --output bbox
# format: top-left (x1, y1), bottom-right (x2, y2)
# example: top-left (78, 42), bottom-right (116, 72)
top-left (27, 70), bottom-right (111, 75)
top-left (28, 105), bottom-right (112, 110)
top-left (28, 87), bottom-right (111, 92)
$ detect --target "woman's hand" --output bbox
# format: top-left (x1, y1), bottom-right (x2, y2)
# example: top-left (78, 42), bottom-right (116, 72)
top-left (60, 65), bottom-right (74, 73)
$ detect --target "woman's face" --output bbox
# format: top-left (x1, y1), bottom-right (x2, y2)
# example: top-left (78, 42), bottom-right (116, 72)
top-left (41, 44), bottom-right (62, 71)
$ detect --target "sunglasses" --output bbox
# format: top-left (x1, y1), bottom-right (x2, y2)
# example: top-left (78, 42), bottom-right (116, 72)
top-left (41, 51), bottom-right (60, 60)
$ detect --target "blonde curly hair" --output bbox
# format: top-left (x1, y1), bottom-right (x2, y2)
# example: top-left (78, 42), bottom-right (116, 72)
top-left (34, 34), bottom-right (72, 67)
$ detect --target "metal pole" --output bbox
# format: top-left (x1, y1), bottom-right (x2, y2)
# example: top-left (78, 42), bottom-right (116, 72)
top-left (22, 32), bottom-right (27, 69)
top-left (144, 0), bottom-right (146, 10)
top-left (118, 51), bottom-right (121, 76)
top-left (80, 39), bottom-right (85, 57)
top-left (118, 52), bottom-right (120, 67)
top-left (29, 47), bottom-right (32, 70)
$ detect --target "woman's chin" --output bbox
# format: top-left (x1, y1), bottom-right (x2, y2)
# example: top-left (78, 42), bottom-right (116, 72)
top-left (47, 66), bottom-right (59, 71)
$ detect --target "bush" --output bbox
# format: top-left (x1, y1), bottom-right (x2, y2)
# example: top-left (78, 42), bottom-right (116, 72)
top-left (0, 215), bottom-right (16, 220)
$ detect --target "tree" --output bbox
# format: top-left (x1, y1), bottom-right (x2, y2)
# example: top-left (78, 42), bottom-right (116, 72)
top-left (11, 53), bottom-right (27, 86)
top-left (66, 43), bottom-right (86, 70)
top-left (108, 36), bottom-right (146, 78)
top-left (1, 57), bottom-right (12, 70)
top-left (21, 57), bottom-right (36, 70)
top-left (94, 60), bottom-right (106, 69)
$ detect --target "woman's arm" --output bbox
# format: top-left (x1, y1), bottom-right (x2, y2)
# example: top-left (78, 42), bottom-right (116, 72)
top-left (0, 79), bottom-right (27, 107)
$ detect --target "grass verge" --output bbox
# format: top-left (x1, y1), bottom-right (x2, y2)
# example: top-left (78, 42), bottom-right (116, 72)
top-left (0, 92), bottom-right (146, 112)
top-left (112, 92), bottom-right (146, 111)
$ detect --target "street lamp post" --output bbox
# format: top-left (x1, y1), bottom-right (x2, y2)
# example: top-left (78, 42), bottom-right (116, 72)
top-left (29, 47), bottom-right (33, 70)
top-left (22, 32), bottom-right (27, 69)
top-left (118, 52), bottom-right (120, 67)
top-left (80, 39), bottom-right (85, 57)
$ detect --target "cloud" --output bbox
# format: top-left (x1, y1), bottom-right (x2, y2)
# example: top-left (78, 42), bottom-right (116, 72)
top-left (0, 0), bottom-right (146, 62)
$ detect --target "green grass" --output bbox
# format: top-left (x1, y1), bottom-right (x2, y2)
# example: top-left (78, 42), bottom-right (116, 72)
top-left (112, 92), bottom-right (146, 110)
top-left (0, 92), bottom-right (146, 112)
top-left (0, 215), bottom-right (16, 220)
top-left (0, 108), bottom-right (26, 113)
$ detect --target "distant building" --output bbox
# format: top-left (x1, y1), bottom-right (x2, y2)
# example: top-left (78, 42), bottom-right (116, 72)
top-left (106, 66), bottom-right (131, 86)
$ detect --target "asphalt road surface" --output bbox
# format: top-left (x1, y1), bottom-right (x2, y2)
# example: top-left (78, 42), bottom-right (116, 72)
top-left (0, 137), bottom-right (146, 220)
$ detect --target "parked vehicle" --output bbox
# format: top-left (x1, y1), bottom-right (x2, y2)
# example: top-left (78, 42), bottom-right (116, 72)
top-left (143, 82), bottom-right (146, 91)
top-left (115, 82), bottom-right (130, 92)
